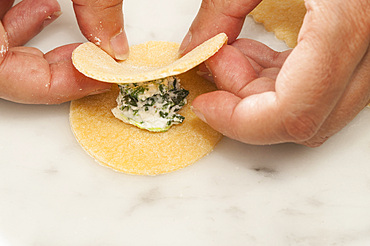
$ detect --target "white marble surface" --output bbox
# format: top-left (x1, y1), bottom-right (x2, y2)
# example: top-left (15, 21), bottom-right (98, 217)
top-left (1, 1), bottom-right (370, 245)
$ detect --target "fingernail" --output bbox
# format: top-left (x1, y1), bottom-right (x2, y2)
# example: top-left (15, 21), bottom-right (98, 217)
top-left (179, 31), bottom-right (192, 55)
top-left (42, 11), bottom-right (62, 28)
top-left (110, 30), bottom-right (129, 60)
top-left (191, 106), bottom-right (207, 123)
top-left (197, 63), bottom-right (214, 81)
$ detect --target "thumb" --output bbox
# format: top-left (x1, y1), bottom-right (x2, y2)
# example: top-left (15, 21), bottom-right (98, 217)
top-left (72, 0), bottom-right (129, 61)
top-left (180, 0), bottom-right (261, 55)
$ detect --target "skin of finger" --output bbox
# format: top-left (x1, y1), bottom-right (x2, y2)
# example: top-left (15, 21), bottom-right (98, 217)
top-left (0, 45), bottom-right (111, 104)
top-left (206, 44), bottom-right (278, 97)
top-left (237, 77), bottom-right (276, 97)
top-left (44, 43), bottom-right (80, 64)
top-left (193, 0), bottom-right (369, 145)
top-left (258, 67), bottom-right (280, 80)
top-left (231, 39), bottom-right (289, 79)
top-left (193, 47), bottom-right (288, 144)
top-left (198, 57), bottom-right (277, 95)
top-left (198, 39), bottom-right (289, 83)
top-left (72, 0), bottom-right (128, 58)
top-left (0, 48), bottom-right (51, 102)
top-left (0, 23), bottom-right (9, 58)
top-left (274, 0), bottom-right (370, 142)
top-left (46, 44), bottom-right (111, 104)
top-left (180, 0), bottom-right (261, 55)
top-left (192, 90), bottom-right (290, 144)
top-left (47, 60), bottom-right (111, 104)
top-left (192, 90), bottom-right (242, 137)
top-left (205, 44), bottom-right (258, 97)
top-left (2, 0), bottom-right (61, 47)
top-left (0, 0), bottom-right (14, 19)
top-left (231, 39), bottom-right (292, 69)
top-left (8, 46), bottom-right (44, 57)
top-left (301, 48), bottom-right (370, 147)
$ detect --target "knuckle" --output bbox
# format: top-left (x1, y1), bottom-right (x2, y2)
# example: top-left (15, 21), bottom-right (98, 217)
top-left (201, 0), bottom-right (253, 19)
top-left (283, 112), bottom-right (321, 142)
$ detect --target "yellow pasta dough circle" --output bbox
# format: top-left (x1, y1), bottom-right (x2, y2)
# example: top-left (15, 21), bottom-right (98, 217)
top-left (70, 40), bottom-right (223, 175)
top-left (72, 33), bottom-right (227, 83)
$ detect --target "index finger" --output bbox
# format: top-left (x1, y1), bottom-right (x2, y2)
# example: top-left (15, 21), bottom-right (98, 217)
top-left (179, 0), bottom-right (261, 55)
top-left (72, 0), bottom-right (129, 60)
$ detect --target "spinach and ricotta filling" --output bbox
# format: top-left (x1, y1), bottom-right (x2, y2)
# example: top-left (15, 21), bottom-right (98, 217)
top-left (111, 76), bottom-right (189, 132)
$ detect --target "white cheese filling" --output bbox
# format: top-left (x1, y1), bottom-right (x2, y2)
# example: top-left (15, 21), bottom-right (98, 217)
top-left (112, 76), bottom-right (189, 132)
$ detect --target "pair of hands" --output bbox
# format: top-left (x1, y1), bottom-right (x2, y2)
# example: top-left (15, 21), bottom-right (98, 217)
top-left (1, 0), bottom-right (369, 147)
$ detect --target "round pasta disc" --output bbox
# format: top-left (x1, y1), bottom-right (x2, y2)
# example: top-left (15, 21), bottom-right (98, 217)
top-left (70, 40), bottom-right (224, 175)
top-left (72, 33), bottom-right (227, 84)
top-left (250, 0), bottom-right (306, 48)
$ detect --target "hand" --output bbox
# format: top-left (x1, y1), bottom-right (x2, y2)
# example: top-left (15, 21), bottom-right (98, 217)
top-left (0, 0), bottom-right (128, 104)
top-left (182, 0), bottom-right (370, 147)
top-left (72, 0), bottom-right (129, 61)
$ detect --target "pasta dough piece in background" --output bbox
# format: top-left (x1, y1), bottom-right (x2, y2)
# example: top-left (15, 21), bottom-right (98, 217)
top-left (70, 40), bottom-right (224, 175)
top-left (250, 0), bottom-right (306, 48)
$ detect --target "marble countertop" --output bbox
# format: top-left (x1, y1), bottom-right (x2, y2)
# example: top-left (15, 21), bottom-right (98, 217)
top-left (1, 1), bottom-right (370, 245)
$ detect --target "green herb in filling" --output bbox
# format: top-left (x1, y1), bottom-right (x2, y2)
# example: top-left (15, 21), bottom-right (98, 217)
top-left (111, 76), bottom-right (189, 132)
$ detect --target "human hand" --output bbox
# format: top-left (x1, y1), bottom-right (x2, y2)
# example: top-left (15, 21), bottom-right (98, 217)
top-left (181, 0), bottom-right (370, 147)
top-left (72, 0), bottom-right (129, 61)
top-left (0, 0), bottom-right (128, 104)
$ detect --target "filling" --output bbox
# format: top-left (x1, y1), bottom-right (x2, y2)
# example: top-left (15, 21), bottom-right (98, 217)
top-left (111, 76), bottom-right (189, 132)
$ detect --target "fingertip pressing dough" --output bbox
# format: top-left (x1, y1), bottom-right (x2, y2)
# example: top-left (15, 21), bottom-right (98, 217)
top-left (250, 0), bottom-right (306, 48)
top-left (70, 34), bottom-right (227, 175)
